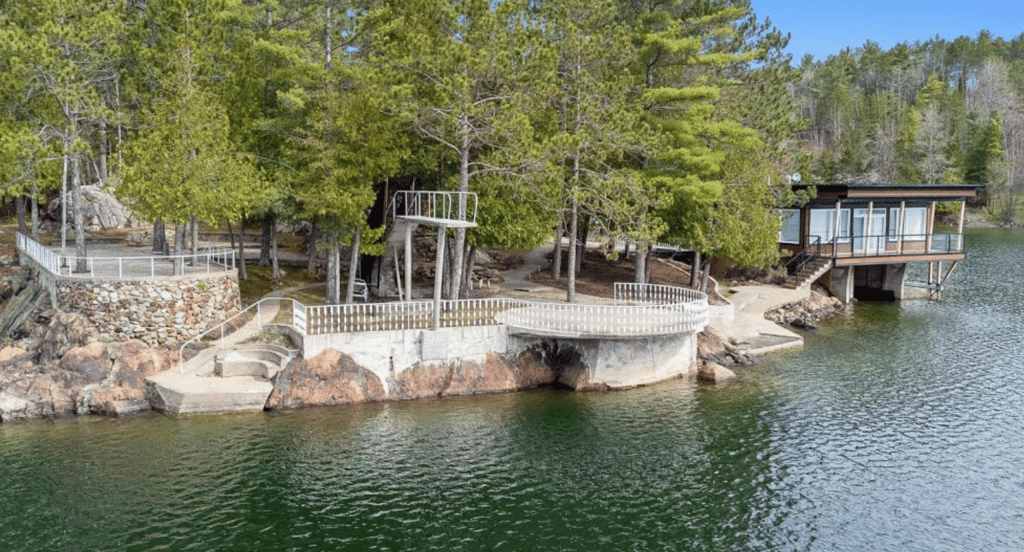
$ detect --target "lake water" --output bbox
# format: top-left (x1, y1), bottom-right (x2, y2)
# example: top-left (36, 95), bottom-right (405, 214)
top-left (2, 229), bottom-right (1023, 551)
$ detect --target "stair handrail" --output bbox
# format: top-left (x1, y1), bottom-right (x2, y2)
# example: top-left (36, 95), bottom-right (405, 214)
top-left (785, 235), bottom-right (823, 276)
top-left (177, 297), bottom-right (280, 373)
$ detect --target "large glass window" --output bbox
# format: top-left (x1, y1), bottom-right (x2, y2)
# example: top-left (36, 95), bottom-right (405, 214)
top-left (778, 209), bottom-right (800, 244)
top-left (809, 208), bottom-right (850, 243)
top-left (888, 209), bottom-right (901, 241)
top-left (903, 207), bottom-right (927, 241)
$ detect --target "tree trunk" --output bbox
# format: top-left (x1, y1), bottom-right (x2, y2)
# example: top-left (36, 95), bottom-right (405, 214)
top-left (444, 235), bottom-right (455, 298)
top-left (345, 227), bottom-right (361, 303)
top-left (173, 224), bottom-right (185, 276)
top-left (567, 196), bottom-right (578, 303)
top-left (449, 125), bottom-right (471, 300)
top-left (259, 213), bottom-right (271, 266)
top-left (307, 222), bottom-right (320, 277)
top-left (153, 217), bottom-right (166, 254)
top-left (30, 186), bottom-right (39, 241)
top-left (189, 215), bottom-right (198, 264)
top-left (326, 231), bottom-right (340, 304)
top-left (270, 214), bottom-right (281, 281)
top-left (575, 213), bottom-right (590, 275)
top-left (461, 245), bottom-right (477, 296)
top-left (238, 216), bottom-right (248, 281)
top-left (98, 120), bottom-right (108, 182)
top-left (552, 220), bottom-right (563, 280)
top-left (72, 154), bottom-right (88, 273)
top-left (699, 259), bottom-right (710, 293)
top-left (634, 242), bottom-right (649, 284)
top-left (690, 251), bottom-right (702, 289)
top-left (15, 197), bottom-right (27, 234)
top-left (226, 220), bottom-right (235, 249)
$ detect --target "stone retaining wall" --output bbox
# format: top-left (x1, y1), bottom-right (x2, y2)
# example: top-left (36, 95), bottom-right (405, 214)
top-left (56, 272), bottom-right (240, 345)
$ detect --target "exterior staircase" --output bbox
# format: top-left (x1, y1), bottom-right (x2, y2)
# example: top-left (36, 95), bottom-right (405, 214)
top-left (148, 344), bottom-right (298, 414)
top-left (784, 257), bottom-right (833, 290)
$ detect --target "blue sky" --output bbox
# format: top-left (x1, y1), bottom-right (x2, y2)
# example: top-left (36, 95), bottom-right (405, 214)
top-left (750, 0), bottom-right (1023, 62)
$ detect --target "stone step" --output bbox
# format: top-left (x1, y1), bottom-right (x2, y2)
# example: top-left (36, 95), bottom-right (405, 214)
top-left (146, 373), bottom-right (274, 414)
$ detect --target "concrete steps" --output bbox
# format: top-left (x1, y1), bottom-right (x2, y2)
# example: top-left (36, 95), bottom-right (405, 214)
top-left (147, 343), bottom-right (298, 415)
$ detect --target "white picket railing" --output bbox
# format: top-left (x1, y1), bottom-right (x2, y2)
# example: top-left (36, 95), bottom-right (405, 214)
top-left (613, 282), bottom-right (707, 305)
top-left (16, 232), bottom-right (235, 279)
top-left (297, 284), bottom-right (709, 338)
top-left (304, 298), bottom-right (517, 334)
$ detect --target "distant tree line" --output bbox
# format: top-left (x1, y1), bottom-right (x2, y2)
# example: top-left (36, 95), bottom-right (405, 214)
top-left (789, 32), bottom-right (1024, 222)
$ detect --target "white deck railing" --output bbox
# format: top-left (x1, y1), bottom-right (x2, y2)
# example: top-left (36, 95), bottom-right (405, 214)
top-left (304, 297), bottom-right (518, 334)
top-left (16, 232), bottom-right (235, 280)
top-left (391, 190), bottom-right (479, 225)
top-left (297, 284), bottom-right (709, 338)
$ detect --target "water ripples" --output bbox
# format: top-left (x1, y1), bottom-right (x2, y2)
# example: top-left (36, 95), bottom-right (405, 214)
top-left (3, 228), bottom-right (1024, 551)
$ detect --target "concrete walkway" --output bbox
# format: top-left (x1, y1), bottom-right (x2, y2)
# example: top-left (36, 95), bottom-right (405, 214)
top-left (709, 284), bottom-right (809, 355)
top-left (146, 299), bottom-right (283, 414)
top-left (501, 242), bottom-right (808, 354)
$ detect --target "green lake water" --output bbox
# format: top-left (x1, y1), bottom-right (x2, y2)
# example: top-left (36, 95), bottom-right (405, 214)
top-left (2, 228), bottom-right (1023, 551)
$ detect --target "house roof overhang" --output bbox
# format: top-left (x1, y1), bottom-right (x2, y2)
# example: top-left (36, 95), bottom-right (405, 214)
top-left (791, 184), bottom-right (980, 204)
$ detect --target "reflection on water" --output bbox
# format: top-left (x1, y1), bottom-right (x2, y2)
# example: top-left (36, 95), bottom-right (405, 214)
top-left (2, 228), bottom-right (1024, 551)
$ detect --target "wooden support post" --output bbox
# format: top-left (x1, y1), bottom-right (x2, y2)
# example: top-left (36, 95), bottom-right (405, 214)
top-left (833, 201), bottom-right (842, 255)
top-left (865, 201), bottom-right (874, 254)
top-left (898, 201), bottom-right (906, 255)
top-left (957, 201), bottom-right (966, 251)
top-left (925, 201), bottom-right (935, 253)
top-left (404, 223), bottom-right (413, 302)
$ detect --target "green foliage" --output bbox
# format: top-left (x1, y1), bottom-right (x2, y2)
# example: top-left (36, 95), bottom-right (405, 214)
top-left (119, 51), bottom-right (266, 226)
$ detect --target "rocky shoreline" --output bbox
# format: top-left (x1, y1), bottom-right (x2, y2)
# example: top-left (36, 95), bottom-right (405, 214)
top-left (1, 254), bottom-right (843, 422)
top-left (764, 287), bottom-right (847, 331)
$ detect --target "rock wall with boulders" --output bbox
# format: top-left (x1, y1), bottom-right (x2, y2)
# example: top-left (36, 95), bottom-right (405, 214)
top-left (0, 311), bottom-right (178, 421)
top-left (56, 274), bottom-right (240, 345)
top-left (265, 347), bottom-right (559, 410)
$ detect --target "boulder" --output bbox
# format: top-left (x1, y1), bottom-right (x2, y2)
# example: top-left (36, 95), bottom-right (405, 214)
top-left (442, 354), bottom-right (518, 396)
top-left (0, 391), bottom-right (33, 422)
top-left (37, 312), bottom-right (97, 363)
top-left (108, 340), bottom-right (173, 388)
top-left (59, 342), bottom-right (110, 382)
top-left (47, 185), bottom-right (133, 230)
top-left (89, 386), bottom-right (150, 417)
top-left (2, 373), bottom-right (78, 417)
top-left (266, 349), bottom-right (386, 409)
top-left (698, 328), bottom-right (753, 367)
top-left (0, 346), bottom-right (30, 365)
top-left (698, 361), bottom-right (737, 383)
top-left (388, 362), bottom-right (454, 400)
top-left (766, 289), bottom-right (845, 328)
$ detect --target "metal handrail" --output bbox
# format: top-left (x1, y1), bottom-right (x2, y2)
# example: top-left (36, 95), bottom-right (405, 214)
top-left (177, 297), bottom-right (279, 372)
top-left (785, 236), bottom-right (822, 275)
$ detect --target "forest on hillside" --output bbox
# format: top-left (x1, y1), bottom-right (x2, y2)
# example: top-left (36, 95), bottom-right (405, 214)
top-left (1, 0), bottom-right (1021, 304)
top-left (791, 32), bottom-right (1024, 223)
